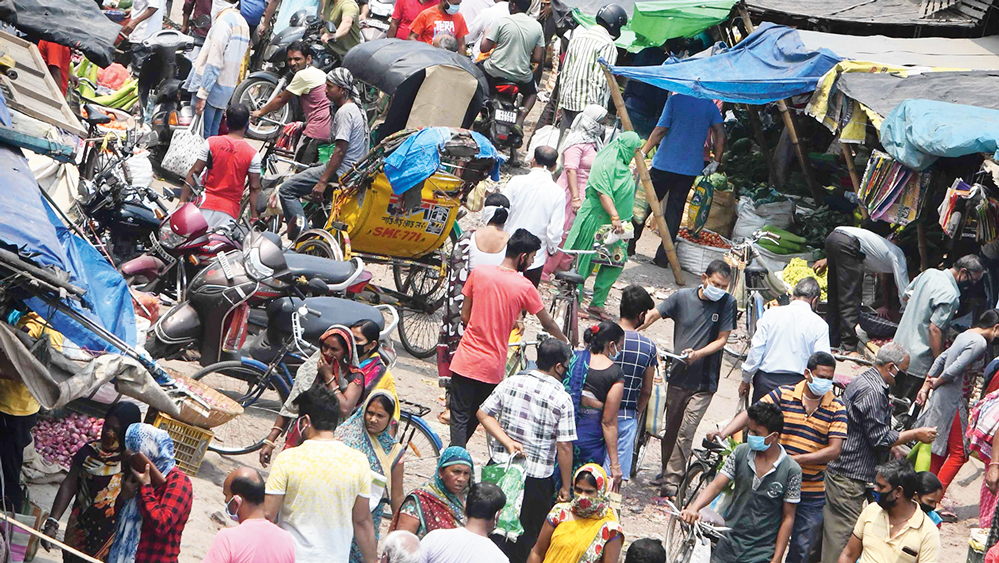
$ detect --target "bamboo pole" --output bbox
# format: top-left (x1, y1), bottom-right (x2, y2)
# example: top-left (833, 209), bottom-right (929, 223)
top-left (600, 66), bottom-right (686, 286)
top-left (2, 513), bottom-right (104, 563)
top-left (736, 5), bottom-right (825, 203)
top-left (840, 143), bottom-right (869, 220)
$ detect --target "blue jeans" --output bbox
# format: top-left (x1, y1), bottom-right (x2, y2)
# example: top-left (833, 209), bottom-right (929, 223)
top-left (203, 104), bottom-right (225, 138)
top-left (604, 412), bottom-right (638, 480)
top-left (277, 164), bottom-right (326, 239)
top-left (625, 101), bottom-right (659, 140)
top-left (787, 493), bottom-right (825, 563)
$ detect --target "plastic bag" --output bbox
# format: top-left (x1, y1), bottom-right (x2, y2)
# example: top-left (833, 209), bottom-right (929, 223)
top-left (645, 367), bottom-right (666, 437)
top-left (731, 196), bottom-right (795, 242)
top-left (481, 458), bottom-right (527, 540)
top-left (161, 114), bottom-right (207, 178)
top-left (687, 177), bottom-right (714, 236)
top-left (908, 442), bottom-right (932, 472)
top-left (528, 125), bottom-right (560, 160)
top-left (690, 528), bottom-right (711, 563)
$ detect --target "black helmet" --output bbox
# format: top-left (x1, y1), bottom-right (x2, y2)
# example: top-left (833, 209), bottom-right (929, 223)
top-left (595, 4), bottom-right (627, 39)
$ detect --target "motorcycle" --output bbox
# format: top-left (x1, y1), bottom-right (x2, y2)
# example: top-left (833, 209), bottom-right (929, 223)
top-left (360, 0), bottom-right (393, 41)
top-left (119, 202), bottom-right (243, 300)
top-left (74, 171), bottom-right (170, 265)
top-left (145, 230), bottom-right (391, 369)
top-left (236, 12), bottom-right (341, 140)
top-left (478, 80), bottom-right (523, 160)
top-left (138, 29), bottom-right (197, 175)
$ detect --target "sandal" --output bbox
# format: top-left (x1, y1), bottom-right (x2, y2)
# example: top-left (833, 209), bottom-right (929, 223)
top-left (587, 306), bottom-right (614, 322)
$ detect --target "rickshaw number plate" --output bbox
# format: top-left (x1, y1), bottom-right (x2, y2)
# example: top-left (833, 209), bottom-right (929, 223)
top-left (495, 109), bottom-right (517, 123)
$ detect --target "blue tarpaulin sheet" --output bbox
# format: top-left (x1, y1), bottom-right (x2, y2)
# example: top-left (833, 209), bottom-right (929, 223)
top-left (0, 145), bottom-right (136, 354)
top-left (384, 128), bottom-right (503, 195)
top-left (880, 100), bottom-right (999, 171)
top-left (606, 22), bottom-right (842, 104)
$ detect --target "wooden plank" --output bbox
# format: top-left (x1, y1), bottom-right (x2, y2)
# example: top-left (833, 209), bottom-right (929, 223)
top-left (0, 125), bottom-right (75, 161)
top-left (954, 3), bottom-right (986, 18)
top-left (2, 513), bottom-right (104, 563)
top-left (0, 31), bottom-right (86, 136)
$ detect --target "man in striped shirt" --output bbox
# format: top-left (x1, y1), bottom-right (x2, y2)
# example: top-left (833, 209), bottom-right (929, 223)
top-left (556, 5), bottom-right (622, 137)
top-left (711, 351), bottom-right (846, 563)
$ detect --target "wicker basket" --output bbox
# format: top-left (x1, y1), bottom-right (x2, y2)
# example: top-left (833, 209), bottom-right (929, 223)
top-left (152, 412), bottom-right (213, 475)
top-left (676, 229), bottom-right (732, 275)
top-left (169, 372), bottom-right (243, 429)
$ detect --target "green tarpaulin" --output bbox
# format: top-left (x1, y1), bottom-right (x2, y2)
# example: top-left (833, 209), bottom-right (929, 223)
top-left (572, 0), bottom-right (735, 52)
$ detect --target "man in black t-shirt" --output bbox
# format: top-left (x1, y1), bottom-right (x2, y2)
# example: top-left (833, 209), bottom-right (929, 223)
top-left (639, 259), bottom-right (736, 497)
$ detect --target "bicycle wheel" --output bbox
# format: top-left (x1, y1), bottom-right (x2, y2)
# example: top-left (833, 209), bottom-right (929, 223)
top-left (548, 294), bottom-right (578, 348)
top-left (747, 291), bottom-right (764, 340)
top-left (191, 360), bottom-right (289, 455)
top-left (677, 462), bottom-right (710, 510)
top-left (393, 230), bottom-right (456, 298)
top-left (398, 300), bottom-right (444, 359)
top-left (665, 516), bottom-right (697, 563)
top-left (397, 411), bottom-right (442, 476)
top-left (631, 410), bottom-right (650, 479)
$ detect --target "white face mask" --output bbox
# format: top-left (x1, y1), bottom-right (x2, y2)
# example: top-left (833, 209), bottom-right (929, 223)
top-left (701, 284), bottom-right (726, 302)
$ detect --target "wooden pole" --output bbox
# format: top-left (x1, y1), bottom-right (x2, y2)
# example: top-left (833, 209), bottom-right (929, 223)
top-left (745, 105), bottom-right (779, 187)
top-left (840, 143), bottom-right (869, 220)
top-left (2, 513), bottom-right (104, 563)
top-left (736, 5), bottom-right (825, 203)
top-left (601, 66), bottom-right (686, 286)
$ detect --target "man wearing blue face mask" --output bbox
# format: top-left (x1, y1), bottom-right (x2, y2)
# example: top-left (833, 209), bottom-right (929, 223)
top-left (710, 351), bottom-right (846, 563)
top-left (639, 259), bottom-right (736, 498)
top-left (203, 468), bottom-right (296, 563)
top-left (680, 402), bottom-right (801, 563)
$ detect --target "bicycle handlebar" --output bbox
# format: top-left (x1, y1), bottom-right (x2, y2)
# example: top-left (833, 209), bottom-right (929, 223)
top-left (659, 350), bottom-right (690, 362)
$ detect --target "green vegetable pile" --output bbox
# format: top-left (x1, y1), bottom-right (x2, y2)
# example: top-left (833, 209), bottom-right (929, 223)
top-left (782, 258), bottom-right (828, 300)
top-left (744, 183), bottom-right (790, 206)
top-left (795, 207), bottom-right (854, 248)
top-left (695, 172), bottom-right (734, 192)
top-left (757, 225), bottom-right (806, 255)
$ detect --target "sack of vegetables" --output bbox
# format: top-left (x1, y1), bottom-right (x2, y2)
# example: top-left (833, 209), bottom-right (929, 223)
top-left (676, 228), bottom-right (732, 275)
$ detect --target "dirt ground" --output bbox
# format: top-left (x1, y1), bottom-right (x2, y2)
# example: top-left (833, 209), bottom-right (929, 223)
top-left (24, 229), bottom-right (983, 563)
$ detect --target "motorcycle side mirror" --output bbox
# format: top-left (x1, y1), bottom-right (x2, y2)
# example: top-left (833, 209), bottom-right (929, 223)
top-left (325, 20), bottom-right (336, 33)
top-left (307, 277), bottom-right (330, 295)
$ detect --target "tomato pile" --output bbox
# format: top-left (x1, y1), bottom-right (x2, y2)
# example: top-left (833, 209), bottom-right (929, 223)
top-left (678, 228), bottom-right (731, 249)
top-left (32, 414), bottom-right (104, 468)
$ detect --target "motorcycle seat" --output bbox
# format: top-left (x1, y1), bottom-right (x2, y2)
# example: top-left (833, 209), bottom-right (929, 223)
top-left (555, 270), bottom-right (585, 285)
top-left (268, 296), bottom-right (384, 341)
top-left (283, 253), bottom-right (357, 284)
top-left (84, 104), bottom-right (112, 125)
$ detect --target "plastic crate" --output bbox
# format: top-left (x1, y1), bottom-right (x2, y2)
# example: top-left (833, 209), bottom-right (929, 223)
top-left (152, 412), bottom-right (213, 475)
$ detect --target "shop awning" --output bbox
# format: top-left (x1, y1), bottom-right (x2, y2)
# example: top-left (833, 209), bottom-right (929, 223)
top-left (746, 0), bottom-right (980, 27)
top-left (570, 0), bottom-right (736, 52)
top-left (838, 71), bottom-right (999, 119)
top-left (606, 22), bottom-right (841, 103)
top-left (798, 30), bottom-right (999, 70)
top-left (881, 99), bottom-right (999, 170)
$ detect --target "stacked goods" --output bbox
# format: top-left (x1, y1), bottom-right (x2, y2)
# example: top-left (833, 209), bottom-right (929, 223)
top-left (86, 79), bottom-right (139, 111)
top-left (73, 58), bottom-right (100, 98)
top-left (74, 58), bottom-right (138, 110)
top-left (757, 226), bottom-right (806, 255)
top-left (780, 257), bottom-right (827, 300)
top-left (32, 414), bottom-right (104, 468)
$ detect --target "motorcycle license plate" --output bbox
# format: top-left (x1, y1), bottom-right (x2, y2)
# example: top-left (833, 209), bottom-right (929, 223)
top-left (495, 109), bottom-right (517, 123)
top-left (149, 234), bottom-right (178, 268)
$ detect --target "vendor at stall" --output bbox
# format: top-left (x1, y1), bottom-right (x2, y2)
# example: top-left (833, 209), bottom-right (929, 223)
top-left (813, 226), bottom-right (910, 354)
top-left (0, 378), bottom-right (38, 512)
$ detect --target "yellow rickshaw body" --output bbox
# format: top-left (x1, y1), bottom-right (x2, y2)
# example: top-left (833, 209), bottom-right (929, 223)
top-left (330, 172), bottom-right (463, 259)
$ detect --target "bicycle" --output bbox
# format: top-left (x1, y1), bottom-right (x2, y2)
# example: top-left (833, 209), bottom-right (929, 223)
top-left (546, 246), bottom-right (610, 347)
top-left (630, 349), bottom-right (688, 479)
top-left (661, 436), bottom-right (728, 556)
top-left (721, 230), bottom-right (785, 361)
top-left (505, 332), bottom-right (551, 379)
top-left (660, 498), bottom-right (731, 563)
top-left (190, 307), bottom-right (442, 465)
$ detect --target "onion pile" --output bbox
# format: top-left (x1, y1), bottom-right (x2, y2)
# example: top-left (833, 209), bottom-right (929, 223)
top-left (32, 414), bottom-right (104, 468)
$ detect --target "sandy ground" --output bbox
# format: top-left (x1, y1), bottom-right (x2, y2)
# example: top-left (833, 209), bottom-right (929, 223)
top-left (24, 229), bottom-right (984, 563)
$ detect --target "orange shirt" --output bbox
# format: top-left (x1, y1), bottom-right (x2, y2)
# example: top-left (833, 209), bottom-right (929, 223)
top-left (38, 40), bottom-right (71, 95)
top-left (408, 5), bottom-right (468, 44)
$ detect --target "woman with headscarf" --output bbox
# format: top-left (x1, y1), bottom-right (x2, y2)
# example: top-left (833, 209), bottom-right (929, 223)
top-left (335, 390), bottom-right (405, 563)
top-left (259, 325), bottom-right (365, 467)
top-left (106, 424), bottom-right (193, 563)
top-left (389, 446), bottom-right (473, 538)
top-left (437, 193), bottom-right (512, 422)
top-left (351, 320), bottom-right (401, 421)
top-left (527, 464), bottom-right (623, 563)
top-left (543, 105), bottom-right (606, 280)
top-left (42, 403), bottom-right (142, 563)
top-left (560, 132), bottom-right (643, 321)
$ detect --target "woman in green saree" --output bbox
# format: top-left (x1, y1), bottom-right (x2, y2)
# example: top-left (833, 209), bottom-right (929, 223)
top-left (561, 131), bottom-right (642, 320)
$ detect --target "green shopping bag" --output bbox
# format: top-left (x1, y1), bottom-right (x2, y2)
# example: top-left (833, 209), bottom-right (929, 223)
top-left (907, 442), bottom-right (932, 471)
top-left (481, 458), bottom-right (527, 540)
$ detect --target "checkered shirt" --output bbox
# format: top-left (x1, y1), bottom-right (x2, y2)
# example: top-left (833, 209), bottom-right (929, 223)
top-left (480, 370), bottom-right (577, 478)
top-left (135, 468), bottom-right (193, 563)
top-left (618, 331), bottom-right (658, 419)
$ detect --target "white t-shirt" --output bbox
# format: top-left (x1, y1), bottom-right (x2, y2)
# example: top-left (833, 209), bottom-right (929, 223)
top-left (130, 0), bottom-right (164, 44)
top-left (265, 440), bottom-right (372, 563)
top-left (421, 527), bottom-right (509, 563)
top-left (834, 226), bottom-right (910, 303)
top-left (502, 167), bottom-right (566, 270)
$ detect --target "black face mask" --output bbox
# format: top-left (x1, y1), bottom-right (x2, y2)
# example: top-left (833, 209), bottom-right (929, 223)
top-left (919, 503), bottom-right (936, 514)
top-left (875, 489), bottom-right (897, 511)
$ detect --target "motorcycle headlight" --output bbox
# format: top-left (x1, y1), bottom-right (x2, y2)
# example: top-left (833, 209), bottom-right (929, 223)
top-left (264, 44), bottom-right (280, 62)
top-left (77, 179), bottom-right (96, 204)
top-left (244, 247), bottom-right (275, 281)
top-left (159, 227), bottom-right (187, 250)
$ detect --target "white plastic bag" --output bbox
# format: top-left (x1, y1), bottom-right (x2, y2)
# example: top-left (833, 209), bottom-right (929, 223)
top-left (528, 125), bottom-right (560, 160)
top-left (127, 149), bottom-right (154, 188)
top-left (731, 196), bottom-right (795, 242)
top-left (161, 113), bottom-right (206, 178)
top-left (691, 528), bottom-right (712, 563)
top-left (646, 368), bottom-right (667, 437)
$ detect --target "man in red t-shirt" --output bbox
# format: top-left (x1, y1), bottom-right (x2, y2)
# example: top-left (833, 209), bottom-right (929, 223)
top-left (407, 0), bottom-right (468, 52)
top-left (448, 229), bottom-right (567, 447)
top-left (37, 40), bottom-right (71, 95)
top-left (182, 104), bottom-right (262, 229)
top-left (388, 0), bottom-right (439, 40)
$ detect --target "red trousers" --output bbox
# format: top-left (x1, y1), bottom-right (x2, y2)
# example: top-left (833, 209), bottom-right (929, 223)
top-left (930, 411), bottom-right (969, 494)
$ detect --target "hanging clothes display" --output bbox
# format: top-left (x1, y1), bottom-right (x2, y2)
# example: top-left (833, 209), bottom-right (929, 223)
top-left (857, 150), bottom-right (929, 225)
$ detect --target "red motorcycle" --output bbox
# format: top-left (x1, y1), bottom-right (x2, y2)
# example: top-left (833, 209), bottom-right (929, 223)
top-left (119, 202), bottom-right (243, 300)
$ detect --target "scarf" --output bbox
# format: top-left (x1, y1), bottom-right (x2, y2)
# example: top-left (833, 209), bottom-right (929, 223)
top-left (481, 205), bottom-right (507, 226)
top-left (562, 104), bottom-right (607, 151)
top-left (402, 446), bottom-right (474, 533)
top-left (106, 424), bottom-right (176, 563)
top-left (571, 464), bottom-right (611, 518)
top-left (969, 389), bottom-right (999, 461)
top-left (359, 353), bottom-right (388, 394)
top-left (564, 350), bottom-right (591, 421)
top-left (585, 131), bottom-right (643, 223)
top-left (334, 390), bottom-right (402, 478)
top-left (326, 67), bottom-right (363, 107)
